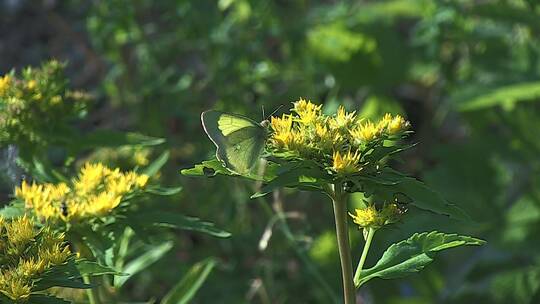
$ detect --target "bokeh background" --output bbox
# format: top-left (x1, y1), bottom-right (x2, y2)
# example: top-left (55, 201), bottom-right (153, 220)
top-left (2, 0), bottom-right (540, 303)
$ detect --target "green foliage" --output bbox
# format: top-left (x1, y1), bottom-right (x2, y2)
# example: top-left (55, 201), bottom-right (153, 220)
top-left (0, 61), bottom-right (90, 160)
top-left (161, 258), bottom-right (217, 304)
top-left (356, 232), bottom-right (485, 287)
top-left (2, 0), bottom-right (540, 302)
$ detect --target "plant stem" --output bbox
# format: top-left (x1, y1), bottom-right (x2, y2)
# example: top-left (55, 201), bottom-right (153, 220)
top-left (331, 183), bottom-right (355, 304)
top-left (72, 237), bottom-right (102, 304)
top-left (353, 227), bottom-right (376, 288)
top-left (83, 274), bottom-right (101, 304)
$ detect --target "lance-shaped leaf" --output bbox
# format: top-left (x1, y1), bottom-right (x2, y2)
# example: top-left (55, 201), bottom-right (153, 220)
top-left (252, 160), bottom-right (333, 198)
top-left (129, 211), bottom-right (231, 238)
top-left (141, 150), bottom-right (169, 177)
top-left (181, 158), bottom-right (280, 182)
top-left (71, 130), bottom-right (165, 150)
top-left (355, 231), bottom-right (485, 287)
top-left (161, 258), bottom-right (217, 304)
top-left (358, 168), bottom-right (469, 221)
top-left (115, 241), bottom-right (174, 288)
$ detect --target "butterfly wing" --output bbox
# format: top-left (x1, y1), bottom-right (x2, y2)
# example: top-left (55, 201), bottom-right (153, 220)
top-left (201, 110), bottom-right (267, 175)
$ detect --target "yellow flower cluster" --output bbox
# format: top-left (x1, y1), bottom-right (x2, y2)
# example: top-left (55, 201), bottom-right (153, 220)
top-left (15, 163), bottom-right (149, 223)
top-left (0, 75), bottom-right (11, 96)
top-left (349, 203), bottom-right (404, 230)
top-left (269, 98), bottom-right (410, 175)
top-left (0, 216), bottom-right (71, 301)
top-left (0, 60), bottom-right (90, 148)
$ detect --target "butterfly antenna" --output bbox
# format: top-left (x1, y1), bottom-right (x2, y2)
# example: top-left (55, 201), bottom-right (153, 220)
top-left (266, 104), bottom-right (284, 120)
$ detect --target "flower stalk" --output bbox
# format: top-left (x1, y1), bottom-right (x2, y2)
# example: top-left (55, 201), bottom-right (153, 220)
top-left (354, 227), bottom-right (376, 287)
top-left (331, 183), bottom-right (355, 304)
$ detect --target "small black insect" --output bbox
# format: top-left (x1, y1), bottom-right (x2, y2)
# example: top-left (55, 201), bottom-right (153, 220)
top-left (60, 201), bottom-right (68, 217)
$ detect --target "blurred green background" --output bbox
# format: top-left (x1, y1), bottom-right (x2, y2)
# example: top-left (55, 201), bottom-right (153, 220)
top-left (2, 0), bottom-right (540, 303)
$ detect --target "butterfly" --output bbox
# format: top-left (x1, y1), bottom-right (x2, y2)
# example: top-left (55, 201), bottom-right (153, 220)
top-left (201, 110), bottom-right (269, 175)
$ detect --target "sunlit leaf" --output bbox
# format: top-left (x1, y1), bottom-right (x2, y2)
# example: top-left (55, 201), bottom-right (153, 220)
top-left (356, 231), bottom-right (485, 287)
top-left (114, 241), bottom-right (173, 288)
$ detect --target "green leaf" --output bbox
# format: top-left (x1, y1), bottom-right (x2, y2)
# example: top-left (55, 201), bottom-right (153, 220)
top-left (145, 186), bottom-right (183, 196)
top-left (72, 130), bottom-right (165, 150)
top-left (355, 231), bottom-right (485, 287)
top-left (180, 158), bottom-right (235, 177)
top-left (359, 169), bottom-right (470, 221)
top-left (133, 212), bottom-right (231, 238)
top-left (181, 158), bottom-right (279, 182)
top-left (142, 151), bottom-right (169, 177)
top-left (252, 161), bottom-right (332, 198)
top-left (161, 258), bottom-right (217, 304)
top-left (114, 241), bottom-right (174, 288)
top-left (76, 260), bottom-right (124, 277)
top-left (33, 261), bottom-right (91, 291)
top-left (455, 81), bottom-right (540, 112)
top-left (0, 201), bottom-right (25, 218)
top-left (27, 294), bottom-right (71, 304)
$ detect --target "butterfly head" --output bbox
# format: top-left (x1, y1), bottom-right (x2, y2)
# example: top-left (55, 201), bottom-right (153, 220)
top-left (260, 120), bottom-right (270, 129)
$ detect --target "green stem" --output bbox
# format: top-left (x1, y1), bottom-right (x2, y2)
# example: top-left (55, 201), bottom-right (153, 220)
top-left (83, 274), bottom-right (101, 304)
top-left (331, 183), bottom-right (355, 304)
top-left (72, 237), bottom-right (102, 304)
top-left (353, 227), bottom-right (376, 288)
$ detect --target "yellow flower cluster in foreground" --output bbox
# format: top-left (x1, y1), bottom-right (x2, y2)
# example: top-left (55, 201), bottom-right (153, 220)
top-left (269, 98), bottom-right (410, 175)
top-left (349, 203), bottom-right (403, 230)
top-left (0, 216), bottom-right (71, 301)
top-left (15, 163), bottom-right (148, 222)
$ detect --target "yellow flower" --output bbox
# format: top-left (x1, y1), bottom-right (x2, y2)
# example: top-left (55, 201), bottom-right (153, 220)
top-left (376, 113), bottom-right (393, 131)
top-left (332, 150), bottom-right (361, 174)
top-left (377, 113), bottom-right (409, 134)
top-left (270, 114), bottom-right (310, 153)
top-left (16, 182), bottom-right (70, 220)
top-left (16, 163), bottom-right (148, 223)
top-left (26, 79), bottom-right (37, 90)
top-left (0, 216), bottom-right (73, 300)
top-left (292, 98), bottom-right (322, 125)
top-left (329, 106), bottom-right (357, 131)
top-left (0, 276), bottom-right (31, 300)
top-left (349, 206), bottom-right (383, 228)
top-left (349, 203), bottom-right (405, 229)
top-left (271, 114), bottom-right (293, 134)
top-left (387, 114), bottom-right (409, 134)
top-left (16, 258), bottom-right (46, 278)
top-left (350, 121), bottom-right (380, 143)
top-left (7, 216), bottom-right (34, 250)
top-left (38, 243), bottom-right (71, 266)
top-left (133, 150), bottom-right (150, 166)
top-left (74, 163), bottom-right (108, 195)
top-left (0, 75), bottom-right (11, 96)
top-left (136, 174), bottom-right (149, 187)
top-left (315, 122), bottom-right (343, 153)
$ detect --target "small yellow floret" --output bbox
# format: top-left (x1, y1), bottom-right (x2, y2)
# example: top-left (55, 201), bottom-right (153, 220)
top-left (377, 113), bottom-right (409, 134)
top-left (350, 121), bottom-right (380, 142)
top-left (349, 206), bottom-right (382, 228)
top-left (329, 106), bottom-right (357, 130)
top-left (0, 75), bottom-right (11, 95)
top-left (16, 258), bottom-right (46, 278)
top-left (387, 115), bottom-right (409, 134)
top-left (332, 150), bottom-right (361, 174)
top-left (7, 216), bottom-right (34, 249)
top-left (0, 277), bottom-right (31, 300)
top-left (293, 98), bottom-right (322, 125)
top-left (26, 80), bottom-right (37, 90)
